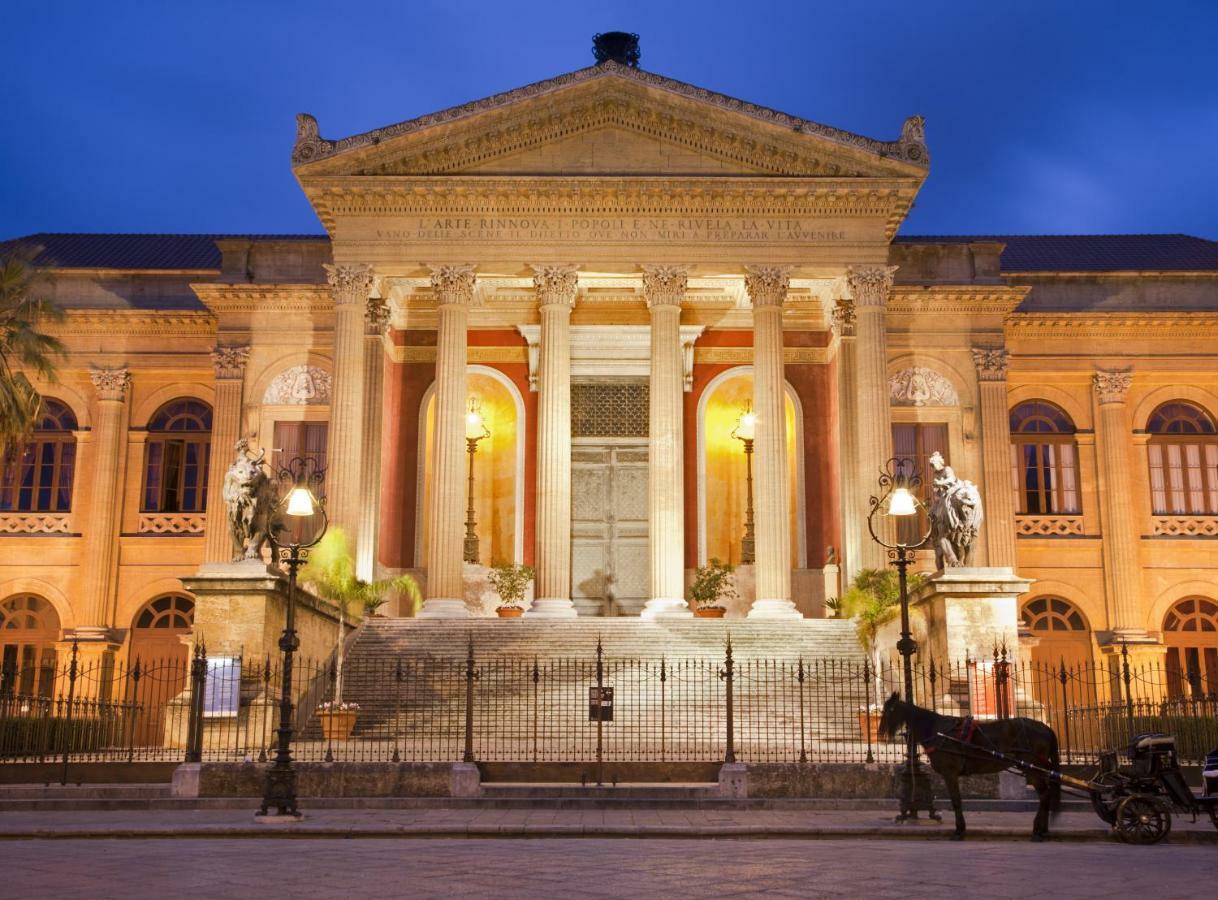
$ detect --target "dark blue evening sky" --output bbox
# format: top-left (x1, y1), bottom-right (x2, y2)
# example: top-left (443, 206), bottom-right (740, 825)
top-left (3, 0), bottom-right (1216, 239)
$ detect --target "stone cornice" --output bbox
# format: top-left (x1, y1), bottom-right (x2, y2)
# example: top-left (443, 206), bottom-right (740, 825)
top-left (293, 63), bottom-right (927, 174)
top-left (191, 283), bottom-right (333, 315)
top-left (1008, 312), bottom-right (1218, 339)
top-left (48, 309), bottom-right (217, 337)
top-left (888, 285), bottom-right (1028, 316)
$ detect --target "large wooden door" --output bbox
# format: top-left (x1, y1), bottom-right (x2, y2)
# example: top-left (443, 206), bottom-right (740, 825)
top-left (570, 441), bottom-right (649, 616)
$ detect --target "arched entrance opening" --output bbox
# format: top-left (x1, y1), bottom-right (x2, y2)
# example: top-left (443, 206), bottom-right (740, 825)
top-left (1021, 596), bottom-right (1096, 735)
top-left (127, 594), bottom-right (195, 745)
top-left (1162, 597), bottom-right (1218, 698)
top-left (0, 594), bottom-right (61, 697)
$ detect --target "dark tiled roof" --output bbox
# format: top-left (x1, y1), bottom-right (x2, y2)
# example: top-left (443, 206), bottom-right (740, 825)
top-left (0, 233), bottom-right (325, 271)
top-left (895, 234), bottom-right (1218, 272)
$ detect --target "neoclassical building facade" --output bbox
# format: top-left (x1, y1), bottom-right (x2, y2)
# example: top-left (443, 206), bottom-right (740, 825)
top-left (2, 59), bottom-right (1217, 693)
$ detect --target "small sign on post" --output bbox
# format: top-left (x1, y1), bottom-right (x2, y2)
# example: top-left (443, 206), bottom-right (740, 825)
top-left (588, 686), bottom-right (614, 722)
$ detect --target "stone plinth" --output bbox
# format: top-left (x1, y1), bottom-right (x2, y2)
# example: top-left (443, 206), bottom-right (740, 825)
top-left (907, 567), bottom-right (1033, 665)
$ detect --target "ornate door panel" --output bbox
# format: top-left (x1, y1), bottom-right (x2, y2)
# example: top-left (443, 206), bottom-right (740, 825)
top-left (571, 442), bottom-right (649, 616)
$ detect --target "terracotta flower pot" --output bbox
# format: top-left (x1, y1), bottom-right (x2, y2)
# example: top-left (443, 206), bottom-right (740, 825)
top-left (497, 606), bottom-right (524, 618)
top-left (694, 607), bottom-right (726, 618)
top-left (319, 709), bottom-right (358, 741)
top-left (858, 711), bottom-right (882, 744)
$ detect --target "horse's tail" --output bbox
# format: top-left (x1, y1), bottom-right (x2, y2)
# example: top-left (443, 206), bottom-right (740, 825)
top-left (1047, 730), bottom-right (1063, 818)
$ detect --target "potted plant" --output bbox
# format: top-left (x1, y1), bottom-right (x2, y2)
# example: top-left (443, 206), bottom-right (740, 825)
top-left (840, 568), bottom-right (925, 742)
top-left (488, 563), bottom-right (534, 617)
top-left (689, 558), bottom-right (736, 618)
top-left (316, 700), bottom-right (360, 741)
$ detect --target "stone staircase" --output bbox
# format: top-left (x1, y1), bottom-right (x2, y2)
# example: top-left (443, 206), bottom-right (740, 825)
top-left (303, 618), bottom-right (875, 761)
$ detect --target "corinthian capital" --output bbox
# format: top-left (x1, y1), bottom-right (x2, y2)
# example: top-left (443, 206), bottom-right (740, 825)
top-left (323, 263), bottom-right (376, 305)
top-left (90, 366), bottom-right (131, 402)
top-left (641, 265), bottom-right (689, 308)
top-left (211, 344), bottom-right (251, 380)
top-left (1094, 368), bottom-right (1132, 405)
top-left (428, 264), bottom-right (478, 306)
top-left (846, 265), bottom-right (898, 307)
top-left (971, 347), bottom-right (1009, 381)
top-left (831, 299), bottom-right (856, 337)
top-left (530, 264), bottom-right (579, 308)
top-left (744, 266), bottom-right (791, 308)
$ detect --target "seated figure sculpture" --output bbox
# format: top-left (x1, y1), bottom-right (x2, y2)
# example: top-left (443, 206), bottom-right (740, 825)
top-left (927, 451), bottom-right (984, 569)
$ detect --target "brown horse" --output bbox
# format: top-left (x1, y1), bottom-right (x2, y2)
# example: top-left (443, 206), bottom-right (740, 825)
top-left (878, 692), bottom-right (1062, 840)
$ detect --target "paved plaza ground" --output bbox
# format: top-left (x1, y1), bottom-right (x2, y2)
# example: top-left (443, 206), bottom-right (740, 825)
top-left (3, 836), bottom-right (1213, 899)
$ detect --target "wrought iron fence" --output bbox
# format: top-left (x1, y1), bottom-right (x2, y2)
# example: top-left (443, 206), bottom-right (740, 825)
top-left (2, 638), bottom-right (1216, 780)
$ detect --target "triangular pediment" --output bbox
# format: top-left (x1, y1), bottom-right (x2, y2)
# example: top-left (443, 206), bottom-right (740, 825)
top-left (293, 64), bottom-right (929, 180)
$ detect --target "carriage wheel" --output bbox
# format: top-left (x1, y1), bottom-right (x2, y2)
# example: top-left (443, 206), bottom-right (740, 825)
top-left (1089, 772), bottom-right (1125, 825)
top-left (1114, 795), bottom-right (1171, 845)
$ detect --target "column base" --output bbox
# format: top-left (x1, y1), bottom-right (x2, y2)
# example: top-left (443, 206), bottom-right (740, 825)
top-left (747, 598), bottom-right (803, 620)
top-left (640, 598), bottom-right (693, 619)
top-left (417, 598), bottom-right (470, 619)
top-left (526, 598), bottom-right (578, 619)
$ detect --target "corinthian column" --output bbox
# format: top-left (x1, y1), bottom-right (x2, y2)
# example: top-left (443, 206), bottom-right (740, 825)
top-left (527, 264), bottom-right (579, 618)
top-left (745, 266), bottom-right (800, 619)
top-left (419, 265), bottom-right (476, 618)
top-left (833, 299), bottom-right (864, 585)
top-left (357, 300), bottom-right (389, 581)
top-left (77, 367), bottom-right (131, 639)
top-left (973, 348), bottom-right (1018, 569)
top-left (847, 265), bottom-right (898, 572)
top-left (641, 265), bottom-right (693, 618)
top-left (203, 345), bottom-right (250, 564)
top-left (1093, 369), bottom-right (1145, 636)
top-left (322, 263), bottom-right (375, 547)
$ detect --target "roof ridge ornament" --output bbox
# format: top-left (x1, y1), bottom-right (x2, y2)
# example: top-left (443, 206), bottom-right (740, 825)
top-left (593, 32), bottom-right (640, 68)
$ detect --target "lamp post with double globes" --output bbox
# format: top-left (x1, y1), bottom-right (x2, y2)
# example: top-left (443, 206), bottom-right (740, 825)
top-left (257, 456), bottom-right (327, 821)
top-left (866, 457), bottom-right (940, 824)
top-left (463, 397), bottom-right (491, 565)
top-left (731, 405), bottom-right (757, 565)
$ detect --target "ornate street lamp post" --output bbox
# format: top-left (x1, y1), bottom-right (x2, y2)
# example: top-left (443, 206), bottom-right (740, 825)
top-left (463, 397), bottom-right (491, 564)
top-left (732, 405), bottom-right (757, 565)
top-left (257, 456), bottom-right (327, 820)
top-left (866, 457), bottom-right (939, 823)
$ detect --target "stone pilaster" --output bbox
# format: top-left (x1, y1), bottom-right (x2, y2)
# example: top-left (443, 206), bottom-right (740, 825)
top-left (76, 367), bottom-right (131, 640)
top-left (641, 265), bottom-right (693, 618)
top-left (833, 298), bottom-right (863, 586)
top-left (528, 264), bottom-right (579, 618)
top-left (322, 263), bottom-right (375, 548)
top-left (1093, 369), bottom-right (1146, 637)
top-left (203, 345), bottom-right (250, 564)
top-left (972, 348), bottom-right (1018, 569)
top-left (357, 299), bottom-right (389, 581)
top-left (847, 265), bottom-right (898, 572)
top-left (745, 266), bottom-right (800, 619)
top-left (419, 264), bottom-right (477, 618)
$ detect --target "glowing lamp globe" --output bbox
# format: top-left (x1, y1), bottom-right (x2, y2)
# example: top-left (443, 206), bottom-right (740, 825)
top-left (887, 485), bottom-right (918, 517)
top-left (734, 408), bottom-right (757, 442)
top-left (285, 486), bottom-right (316, 518)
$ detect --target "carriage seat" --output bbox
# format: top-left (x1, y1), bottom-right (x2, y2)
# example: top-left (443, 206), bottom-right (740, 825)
top-left (1128, 733), bottom-right (1177, 776)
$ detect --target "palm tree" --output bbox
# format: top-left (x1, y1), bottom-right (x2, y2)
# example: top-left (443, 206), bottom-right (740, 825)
top-left (0, 254), bottom-right (65, 456)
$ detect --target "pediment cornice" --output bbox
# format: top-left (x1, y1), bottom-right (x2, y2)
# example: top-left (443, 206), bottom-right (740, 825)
top-left (293, 63), bottom-right (928, 180)
top-left (191, 283), bottom-right (332, 315)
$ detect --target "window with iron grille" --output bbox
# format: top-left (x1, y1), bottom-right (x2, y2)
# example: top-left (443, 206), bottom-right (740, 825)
top-left (571, 382), bottom-right (649, 438)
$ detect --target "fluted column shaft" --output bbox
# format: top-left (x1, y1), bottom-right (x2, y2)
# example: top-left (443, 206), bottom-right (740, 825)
top-left (973, 348), bottom-right (1018, 569)
top-left (357, 301), bottom-right (389, 581)
top-left (323, 263), bottom-right (375, 546)
top-left (848, 266), bottom-right (897, 572)
top-left (79, 368), bottom-right (131, 636)
top-left (641, 266), bottom-right (692, 618)
top-left (1094, 370), bottom-right (1143, 634)
top-left (420, 265), bottom-right (476, 618)
top-left (528, 265), bottom-right (578, 618)
top-left (833, 300), bottom-right (864, 586)
top-left (203, 346), bottom-right (250, 563)
top-left (746, 267), bottom-right (800, 619)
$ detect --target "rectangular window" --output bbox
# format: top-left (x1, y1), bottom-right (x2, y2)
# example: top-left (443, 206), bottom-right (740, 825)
top-left (1011, 439), bottom-right (1079, 515)
top-left (891, 422), bottom-right (948, 545)
top-left (1150, 440), bottom-right (1218, 515)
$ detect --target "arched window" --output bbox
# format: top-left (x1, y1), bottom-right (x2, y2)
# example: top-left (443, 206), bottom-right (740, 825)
top-left (1022, 596), bottom-right (1088, 633)
top-left (0, 399), bottom-right (77, 513)
top-left (1146, 402), bottom-right (1218, 515)
top-left (1163, 597), bottom-right (1218, 697)
top-left (1009, 401), bottom-right (1079, 515)
top-left (142, 400), bottom-right (212, 513)
top-left (134, 594), bottom-right (195, 630)
top-left (0, 594), bottom-right (60, 697)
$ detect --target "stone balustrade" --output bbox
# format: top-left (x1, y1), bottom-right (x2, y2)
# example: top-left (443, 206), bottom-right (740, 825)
top-left (138, 513), bottom-right (206, 535)
top-left (1151, 516), bottom-right (1218, 538)
top-left (0, 513), bottom-right (73, 535)
top-left (1015, 515), bottom-right (1085, 537)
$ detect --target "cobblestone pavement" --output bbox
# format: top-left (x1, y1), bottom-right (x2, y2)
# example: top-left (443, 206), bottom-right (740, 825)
top-left (3, 837), bottom-right (1213, 899)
